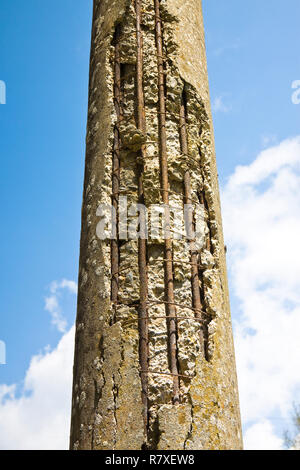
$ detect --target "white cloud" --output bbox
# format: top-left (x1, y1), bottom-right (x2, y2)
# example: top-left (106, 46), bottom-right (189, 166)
top-left (0, 279), bottom-right (77, 449)
top-left (45, 279), bottom-right (78, 332)
top-left (222, 136), bottom-right (300, 449)
top-left (0, 326), bottom-right (75, 450)
top-left (51, 279), bottom-right (77, 295)
top-left (244, 420), bottom-right (284, 450)
top-left (212, 95), bottom-right (231, 113)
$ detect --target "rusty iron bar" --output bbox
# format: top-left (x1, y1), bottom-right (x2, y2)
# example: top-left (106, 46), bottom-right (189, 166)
top-left (123, 108), bottom-right (190, 123)
top-left (113, 142), bottom-right (201, 166)
top-left (198, 148), bottom-right (214, 254)
top-left (140, 370), bottom-right (194, 379)
top-left (146, 299), bottom-right (211, 316)
top-left (122, 315), bottom-right (204, 322)
top-left (141, 155), bottom-right (202, 172)
top-left (197, 186), bottom-right (212, 253)
top-left (112, 300), bottom-right (211, 324)
top-left (112, 186), bottom-right (191, 198)
top-left (150, 227), bottom-right (186, 239)
top-left (110, 260), bottom-right (207, 278)
top-left (179, 91), bottom-right (205, 354)
top-left (111, 190), bottom-right (137, 197)
top-left (112, 180), bottom-right (204, 201)
top-left (111, 25), bottom-right (122, 318)
top-left (154, 0), bottom-right (180, 404)
top-left (112, 299), bottom-right (211, 317)
top-left (110, 265), bottom-right (137, 278)
top-left (148, 259), bottom-right (206, 268)
top-left (112, 140), bottom-right (157, 152)
top-left (113, 259), bottom-right (204, 270)
top-left (181, 152), bottom-right (202, 166)
top-left (121, 140), bottom-right (158, 148)
top-left (119, 316), bottom-right (206, 332)
top-left (197, 170), bottom-right (214, 361)
top-left (135, 0), bottom-right (149, 437)
top-left (141, 10), bottom-right (163, 19)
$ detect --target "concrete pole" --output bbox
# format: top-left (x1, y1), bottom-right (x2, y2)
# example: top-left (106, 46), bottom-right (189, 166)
top-left (70, 0), bottom-right (243, 450)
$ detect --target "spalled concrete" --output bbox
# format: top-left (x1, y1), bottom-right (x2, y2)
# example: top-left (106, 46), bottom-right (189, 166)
top-left (70, 0), bottom-right (243, 450)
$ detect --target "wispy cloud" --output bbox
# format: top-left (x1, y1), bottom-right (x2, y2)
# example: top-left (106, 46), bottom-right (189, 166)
top-left (0, 80), bottom-right (6, 105)
top-left (44, 279), bottom-right (77, 333)
top-left (213, 41), bottom-right (240, 57)
top-left (212, 95), bottom-right (231, 113)
top-left (261, 133), bottom-right (277, 148)
top-left (222, 136), bottom-right (300, 449)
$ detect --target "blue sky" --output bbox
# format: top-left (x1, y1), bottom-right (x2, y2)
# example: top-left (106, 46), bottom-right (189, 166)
top-left (0, 0), bottom-right (91, 383)
top-left (0, 0), bottom-right (299, 449)
top-left (204, 0), bottom-right (300, 181)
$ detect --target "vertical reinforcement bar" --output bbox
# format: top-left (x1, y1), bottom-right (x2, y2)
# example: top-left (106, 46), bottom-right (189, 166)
top-left (179, 92), bottom-right (205, 355)
top-left (135, 0), bottom-right (149, 437)
top-left (154, 0), bottom-right (180, 404)
top-left (111, 26), bottom-right (122, 315)
top-left (199, 187), bottom-right (213, 254)
top-left (198, 177), bottom-right (213, 360)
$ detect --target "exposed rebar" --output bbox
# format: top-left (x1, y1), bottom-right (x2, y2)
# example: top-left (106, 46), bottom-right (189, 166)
top-left (154, 0), bottom-right (180, 404)
top-left (111, 25), bottom-right (122, 317)
top-left (135, 0), bottom-right (149, 438)
top-left (198, 186), bottom-right (213, 254)
top-left (179, 91), bottom-right (205, 355)
top-left (197, 185), bottom-right (213, 360)
top-left (140, 370), bottom-right (194, 380)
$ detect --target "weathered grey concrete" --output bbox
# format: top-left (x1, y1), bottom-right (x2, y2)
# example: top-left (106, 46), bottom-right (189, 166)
top-left (70, 0), bottom-right (243, 450)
